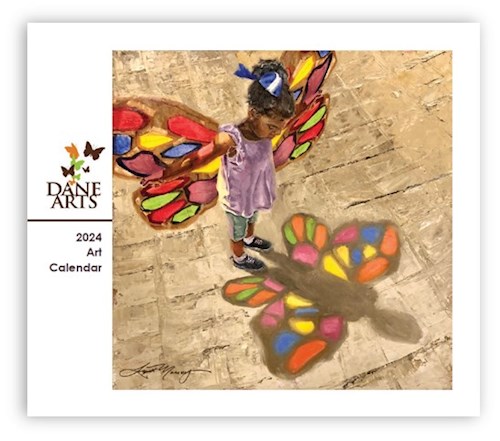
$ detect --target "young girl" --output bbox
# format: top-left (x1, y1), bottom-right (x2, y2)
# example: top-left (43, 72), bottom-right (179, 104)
top-left (154, 59), bottom-right (295, 271)
top-left (216, 59), bottom-right (295, 271)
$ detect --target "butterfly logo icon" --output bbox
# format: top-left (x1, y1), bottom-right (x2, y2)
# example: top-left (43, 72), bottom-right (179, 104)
top-left (84, 141), bottom-right (105, 160)
top-left (62, 141), bottom-right (102, 184)
top-left (61, 164), bottom-right (75, 177)
top-left (65, 143), bottom-right (79, 159)
top-left (222, 213), bottom-right (422, 378)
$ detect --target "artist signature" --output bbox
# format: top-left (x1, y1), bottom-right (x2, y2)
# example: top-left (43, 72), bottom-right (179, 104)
top-left (119, 362), bottom-right (212, 384)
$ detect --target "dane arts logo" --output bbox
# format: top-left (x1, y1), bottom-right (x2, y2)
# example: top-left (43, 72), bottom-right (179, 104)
top-left (47, 141), bottom-right (105, 209)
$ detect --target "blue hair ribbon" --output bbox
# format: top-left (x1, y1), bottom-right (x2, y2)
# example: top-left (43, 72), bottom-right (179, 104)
top-left (234, 63), bottom-right (283, 97)
top-left (234, 63), bottom-right (259, 80)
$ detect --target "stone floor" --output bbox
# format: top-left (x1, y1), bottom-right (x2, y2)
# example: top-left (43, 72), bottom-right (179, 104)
top-left (112, 50), bottom-right (452, 389)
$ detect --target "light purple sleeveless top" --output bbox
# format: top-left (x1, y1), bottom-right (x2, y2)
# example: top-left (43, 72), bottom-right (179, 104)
top-left (217, 124), bottom-right (277, 218)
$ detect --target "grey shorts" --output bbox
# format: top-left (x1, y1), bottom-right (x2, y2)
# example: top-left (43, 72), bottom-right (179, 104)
top-left (225, 211), bottom-right (258, 241)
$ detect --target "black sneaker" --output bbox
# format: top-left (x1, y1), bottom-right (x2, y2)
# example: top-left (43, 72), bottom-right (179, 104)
top-left (243, 236), bottom-right (272, 252)
top-left (231, 254), bottom-right (266, 272)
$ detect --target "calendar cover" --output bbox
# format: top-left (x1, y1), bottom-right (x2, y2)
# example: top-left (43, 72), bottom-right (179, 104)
top-left (26, 23), bottom-right (480, 416)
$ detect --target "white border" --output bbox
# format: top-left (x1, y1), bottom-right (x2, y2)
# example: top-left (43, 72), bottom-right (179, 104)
top-left (27, 23), bottom-right (480, 417)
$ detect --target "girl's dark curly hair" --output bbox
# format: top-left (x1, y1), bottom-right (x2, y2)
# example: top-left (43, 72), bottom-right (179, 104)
top-left (247, 59), bottom-right (295, 118)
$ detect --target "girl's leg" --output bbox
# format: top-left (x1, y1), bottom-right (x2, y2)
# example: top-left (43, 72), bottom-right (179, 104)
top-left (244, 211), bottom-right (258, 240)
top-left (226, 211), bottom-right (249, 258)
top-left (245, 222), bottom-right (255, 239)
top-left (243, 212), bottom-right (272, 251)
top-left (226, 212), bottom-right (265, 271)
top-left (231, 239), bottom-right (245, 257)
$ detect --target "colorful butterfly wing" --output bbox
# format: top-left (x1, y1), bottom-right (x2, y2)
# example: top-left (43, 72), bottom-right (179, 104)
top-left (281, 51), bottom-right (337, 107)
top-left (113, 97), bottom-right (222, 229)
top-left (322, 221), bottom-right (401, 284)
top-left (222, 274), bottom-right (346, 378)
top-left (282, 213), bottom-right (331, 269)
top-left (113, 97), bottom-right (220, 180)
top-left (272, 51), bottom-right (336, 170)
top-left (281, 213), bottom-right (401, 284)
top-left (251, 291), bottom-right (345, 378)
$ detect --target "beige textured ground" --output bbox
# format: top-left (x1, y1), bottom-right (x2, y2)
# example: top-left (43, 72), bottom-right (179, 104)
top-left (112, 50), bottom-right (452, 390)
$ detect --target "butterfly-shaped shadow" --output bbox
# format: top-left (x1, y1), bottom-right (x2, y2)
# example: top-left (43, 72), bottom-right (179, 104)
top-left (222, 213), bottom-right (422, 379)
top-left (112, 51), bottom-right (337, 230)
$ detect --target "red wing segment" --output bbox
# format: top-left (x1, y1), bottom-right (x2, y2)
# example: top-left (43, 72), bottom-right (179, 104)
top-left (141, 177), bottom-right (190, 197)
top-left (113, 107), bottom-right (149, 131)
top-left (167, 115), bottom-right (217, 143)
top-left (297, 120), bottom-right (325, 144)
top-left (148, 199), bottom-right (187, 224)
top-left (286, 340), bottom-right (327, 374)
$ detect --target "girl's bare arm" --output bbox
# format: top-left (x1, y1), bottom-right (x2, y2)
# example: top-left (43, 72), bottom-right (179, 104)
top-left (152, 132), bottom-right (236, 183)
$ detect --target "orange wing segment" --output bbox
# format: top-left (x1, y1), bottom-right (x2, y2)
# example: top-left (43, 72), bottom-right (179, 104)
top-left (291, 214), bottom-right (305, 242)
top-left (356, 257), bottom-right (390, 283)
top-left (313, 224), bottom-right (329, 250)
top-left (380, 226), bottom-right (399, 256)
top-left (286, 340), bottom-right (327, 374)
top-left (247, 290), bottom-right (278, 307)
